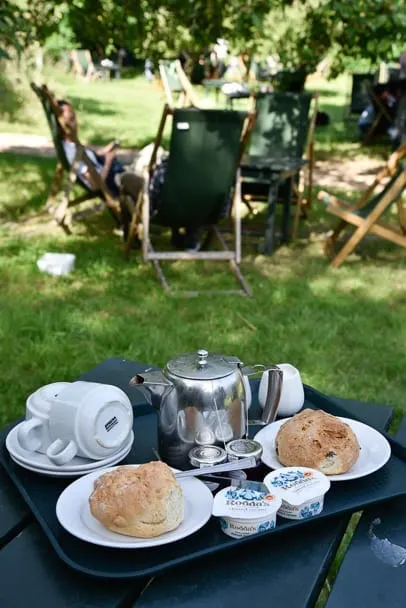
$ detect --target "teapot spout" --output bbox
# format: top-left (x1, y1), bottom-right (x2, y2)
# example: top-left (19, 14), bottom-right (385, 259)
top-left (129, 369), bottom-right (173, 409)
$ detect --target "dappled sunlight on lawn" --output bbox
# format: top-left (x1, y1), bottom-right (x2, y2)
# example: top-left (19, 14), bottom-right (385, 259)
top-left (1, 220), bottom-right (405, 427)
top-left (1, 72), bottom-right (406, 428)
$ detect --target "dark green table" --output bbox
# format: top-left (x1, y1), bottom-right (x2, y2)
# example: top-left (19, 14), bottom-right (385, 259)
top-left (0, 357), bottom-right (405, 608)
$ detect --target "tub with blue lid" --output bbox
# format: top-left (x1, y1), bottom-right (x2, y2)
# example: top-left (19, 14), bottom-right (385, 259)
top-left (263, 467), bottom-right (331, 520)
top-left (212, 483), bottom-right (282, 538)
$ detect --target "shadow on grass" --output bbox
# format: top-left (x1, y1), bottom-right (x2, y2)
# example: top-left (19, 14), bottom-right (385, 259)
top-left (0, 153), bottom-right (56, 221)
top-left (65, 95), bottom-right (117, 117)
top-left (1, 213), bottom-right (405, 429)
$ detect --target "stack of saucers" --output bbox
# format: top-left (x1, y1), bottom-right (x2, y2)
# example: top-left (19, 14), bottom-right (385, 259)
top-left (6, 381), bottom-right (134, 477)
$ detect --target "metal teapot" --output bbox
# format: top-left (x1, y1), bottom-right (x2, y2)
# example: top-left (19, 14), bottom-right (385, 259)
top-left (130, 349), bottom-right (283, 469)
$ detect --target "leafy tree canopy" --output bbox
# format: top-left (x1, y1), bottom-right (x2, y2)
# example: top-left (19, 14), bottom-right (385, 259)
top-left (2, 0), bottom-right (406, 76)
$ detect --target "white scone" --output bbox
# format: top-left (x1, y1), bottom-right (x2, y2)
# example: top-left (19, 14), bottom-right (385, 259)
top-left (275, 409), bottom-right (360, 475)
top-left (89, 461), bottom-right (184, 538)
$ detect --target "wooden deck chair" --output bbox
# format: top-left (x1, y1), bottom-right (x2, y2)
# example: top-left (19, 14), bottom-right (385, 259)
top-left (242, 91), bottom-right (318, 238)
top-left (31, 83), bottom-right (121, 232)
top-left (318, 142), bottom-right (406, 268)
top-left (158, 59), bottom-right (200, 108)
top-left (124, 104), bottom-right (254, 296)
top-left (70, 50), bottom-right (98, 80)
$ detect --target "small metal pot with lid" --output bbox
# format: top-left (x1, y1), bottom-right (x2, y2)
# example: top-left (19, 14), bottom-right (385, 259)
top-left (130, 349), bottom-right (283, 469)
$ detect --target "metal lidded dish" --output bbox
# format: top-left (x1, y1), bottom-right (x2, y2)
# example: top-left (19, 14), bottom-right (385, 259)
top-left (189, 445), bottom-right (227, 468)
top-left (226, 439), bottom-right (263, 464)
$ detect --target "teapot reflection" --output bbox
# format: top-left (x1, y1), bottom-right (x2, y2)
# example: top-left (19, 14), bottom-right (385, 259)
top-left (156, 380), bottom-right (246, 468)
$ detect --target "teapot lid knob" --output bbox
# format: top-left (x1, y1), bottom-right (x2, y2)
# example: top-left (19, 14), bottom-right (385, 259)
top-left (197, 349), bottom-right (208, 367)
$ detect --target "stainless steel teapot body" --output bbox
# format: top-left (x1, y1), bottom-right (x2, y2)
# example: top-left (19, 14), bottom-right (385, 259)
top-left (130, 349), bottom-right (282, 469)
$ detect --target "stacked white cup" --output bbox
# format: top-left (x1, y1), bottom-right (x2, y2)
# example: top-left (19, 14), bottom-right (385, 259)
top-left (17, 381), bottom-right (133, 466)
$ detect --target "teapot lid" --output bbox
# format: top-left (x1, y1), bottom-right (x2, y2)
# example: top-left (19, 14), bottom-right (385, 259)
top-left (167, 349), bottom-right (241, 380)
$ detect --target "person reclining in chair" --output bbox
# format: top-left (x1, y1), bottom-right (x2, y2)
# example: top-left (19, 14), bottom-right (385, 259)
top-left (58, 100), bottom-right (145, 228)
top-left (59, 100), bottom-right (126, 196)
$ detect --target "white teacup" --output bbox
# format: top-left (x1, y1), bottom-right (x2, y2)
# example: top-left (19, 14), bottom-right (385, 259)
top-left (17, 381), bottom-right (133, 465)
top-left (17, 382), bottom-right (72, 453)
top-left (258, 363), bottom-right (304, 418)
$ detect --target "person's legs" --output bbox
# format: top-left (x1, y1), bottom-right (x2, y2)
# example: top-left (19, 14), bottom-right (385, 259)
top-left (169, 227), bottom-right (202, 251)
top-left (184, 227), bottom-right (202, 251)
top-left (120, 172), bottom-right (144, 201)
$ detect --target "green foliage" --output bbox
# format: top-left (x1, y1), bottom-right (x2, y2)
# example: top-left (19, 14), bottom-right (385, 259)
top-left (0, 2), bottom-right (30, 57)
top-left (3, 0), bottom-right (406, 78)
top-left (260, 2), bottom-right (331, 74)
top-left (304, 0), bottom-right (406, 77)
top-left (42, 8), bottom-right (75, 62)
top-left (1, 1), bottom-right (72, 60)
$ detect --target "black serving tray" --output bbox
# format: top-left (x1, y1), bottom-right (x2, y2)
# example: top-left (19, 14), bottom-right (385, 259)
top-left (2, 376), bottom-right (406, 580)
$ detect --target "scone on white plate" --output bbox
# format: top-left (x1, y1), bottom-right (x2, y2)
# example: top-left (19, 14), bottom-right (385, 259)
top-left (89, 461), bottom-right (184, 537)
top-left (275, 409), bottom-right (360, 475)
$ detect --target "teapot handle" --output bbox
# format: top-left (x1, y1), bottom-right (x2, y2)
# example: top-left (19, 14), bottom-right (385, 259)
top-left (239, 363), bottom-right (275, 378)
top-left (240, 364), bottom-right (283, 424)
top-left (259, 366), bottom-right (283, 424)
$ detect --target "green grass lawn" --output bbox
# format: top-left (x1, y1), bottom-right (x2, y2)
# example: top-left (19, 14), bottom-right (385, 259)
top-left (0, 70), bottom-right (405, 430)
top-left (0, 69), bottom-right (169, 149)
top-left (0, 68), bottom-right (405, 608)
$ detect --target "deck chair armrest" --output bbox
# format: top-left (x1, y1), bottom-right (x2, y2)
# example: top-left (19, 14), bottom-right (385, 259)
top-left (175, 60), bottom-right (201, 108)
top-left (388, 141), bottom-right (406, 174)
top-left (238, 110), bottom-right (257, 163)
top-left (305, 93), bottom-right (319, 159)
top-left (76, 146), bottom-right (120, 213)
top-left (318, 190), bottom-right (352, 209)
top-left (149, 105), bottom-right (171, 175)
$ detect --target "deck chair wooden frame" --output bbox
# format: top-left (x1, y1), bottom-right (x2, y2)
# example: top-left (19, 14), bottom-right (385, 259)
top-left (318, 142), bottom-right (406, 268)
top-left (158, 59), bottom-right (201, 109)
top-left (31, 83), bottom-right (121, 232)
top-left (124, 104), bottom-right (255, 296)
top-left (292, 92), bottom-right (319, 237)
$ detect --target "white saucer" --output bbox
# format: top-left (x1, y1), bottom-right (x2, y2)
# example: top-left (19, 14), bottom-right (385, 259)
top-left (9, 440), bottom-right (134, 477)
top-left (56, 465), bottom-right (213, 547)
top-left (6, 423), bottom-right (134, 473)
top-left (254, 416), bottom-right (392, 482)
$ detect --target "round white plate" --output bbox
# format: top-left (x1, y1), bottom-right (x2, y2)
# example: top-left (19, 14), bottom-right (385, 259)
top-left (6, 424), bottom-right (134, 472)
top-left (9, 440), bottom-right (133, 477)
top-left (56, 464), bottom-right (213, 548)
top-left (254, 416), bottom-right (391, 481)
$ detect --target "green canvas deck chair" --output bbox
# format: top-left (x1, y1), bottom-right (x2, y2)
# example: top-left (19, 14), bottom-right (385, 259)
top-left (318, 142), bottom-right (406, 268)
top-left (124, 104), bottom-right (254, 296)
top-left (346, 72), bottom-right (377, 117)
top-left (31, 83), bottom-right (121, 232)
top-left (242, 91), bottom-right (318, 238)
top-left (158, 59), bottom-right (200, 108)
